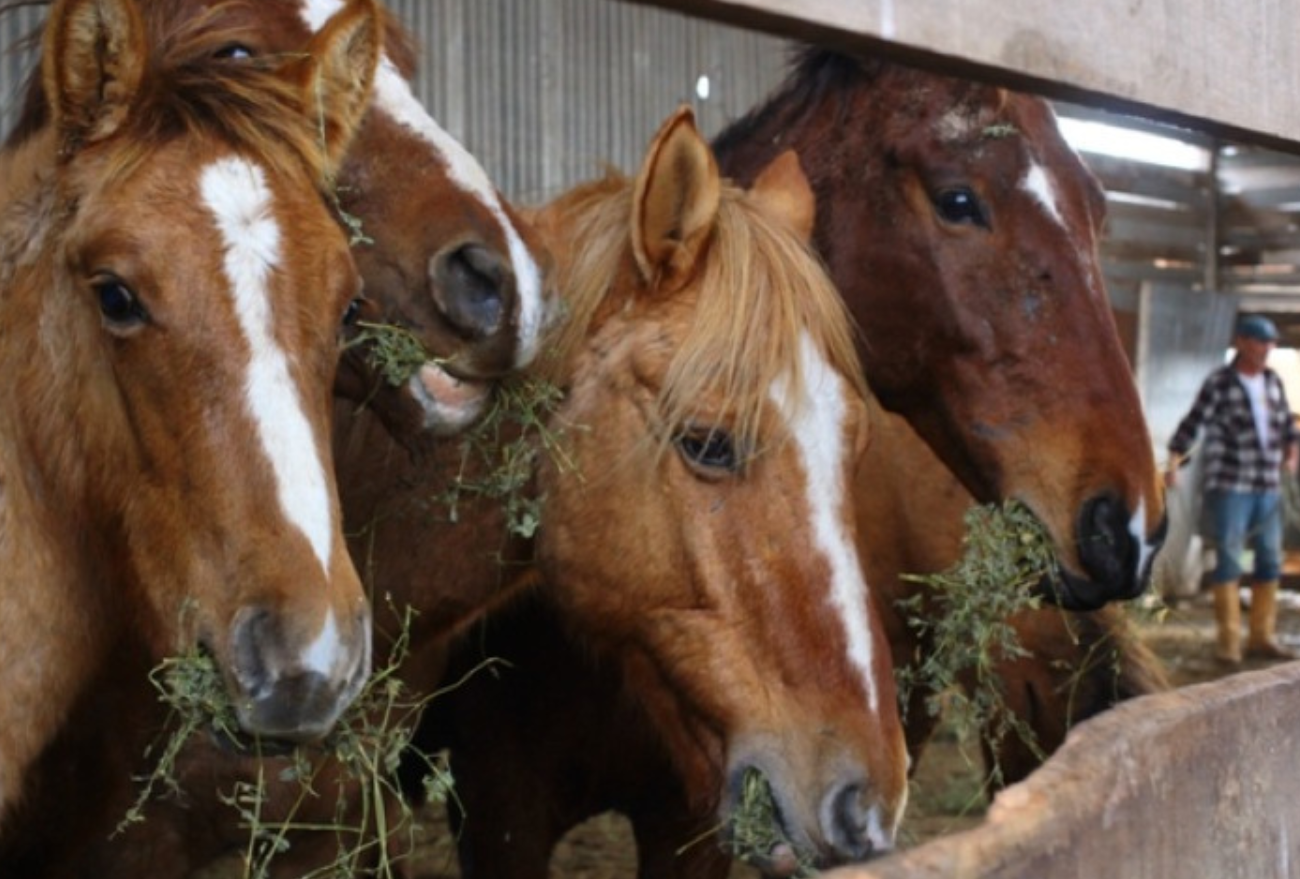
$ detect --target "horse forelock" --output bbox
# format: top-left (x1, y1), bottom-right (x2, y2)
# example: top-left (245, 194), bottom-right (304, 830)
top-left (540, 169), bottom-right (865, 461)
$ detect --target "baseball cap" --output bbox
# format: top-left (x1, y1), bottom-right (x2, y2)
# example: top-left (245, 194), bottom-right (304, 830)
top-left (1236, 314), bottom-right (1280, 343)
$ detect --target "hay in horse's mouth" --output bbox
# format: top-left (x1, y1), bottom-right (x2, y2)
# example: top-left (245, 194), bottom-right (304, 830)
top-left (117, 604), bottom-right (458, 876)
top-left (894, 500), bottom-right (1056, 785)
top-left (726, 767), bottom-right (818, 877)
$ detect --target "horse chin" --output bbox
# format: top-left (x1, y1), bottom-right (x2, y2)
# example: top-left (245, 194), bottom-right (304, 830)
top-left (206, 724), bottom-right (300, 759)
top-left (406, 361), bottom-right (493, 435)
top-left (1040, 564), bottom-right (1146, 612)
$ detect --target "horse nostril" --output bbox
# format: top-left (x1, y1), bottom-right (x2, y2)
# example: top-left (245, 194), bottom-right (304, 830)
top-left (431, 242), bottom-right (510, 339)
top-left (824, 782), bottom-right (875, 861)
top-left (1076, 493), bottom-right (1138, 593)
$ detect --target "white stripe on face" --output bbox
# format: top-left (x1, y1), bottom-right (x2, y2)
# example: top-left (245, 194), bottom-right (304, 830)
top-left (200, 157), bottom-right (334, 575)
top-left (298, 0), bottom-right (548, 369)
top-left (1022, 160), bottom-right (1066, 228)
top-left (771, 333), bottom-right (880, 713)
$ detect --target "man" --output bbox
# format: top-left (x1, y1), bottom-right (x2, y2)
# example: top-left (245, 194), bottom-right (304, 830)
top-left (1166, 314), bottom-right (1300, 663)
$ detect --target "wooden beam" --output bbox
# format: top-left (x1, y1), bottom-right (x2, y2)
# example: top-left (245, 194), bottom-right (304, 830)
top-left (622, 0), bottom-right (1300, 154)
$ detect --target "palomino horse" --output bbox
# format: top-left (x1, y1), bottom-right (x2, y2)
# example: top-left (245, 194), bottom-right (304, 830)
top-left (0, 0), bottom-right (379, 822)
top-left (423, 47), bottom-right (1173, 877)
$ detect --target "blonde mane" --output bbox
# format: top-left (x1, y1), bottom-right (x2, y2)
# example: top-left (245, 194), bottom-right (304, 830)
top-left (539, 168), bottom-right (867, 456)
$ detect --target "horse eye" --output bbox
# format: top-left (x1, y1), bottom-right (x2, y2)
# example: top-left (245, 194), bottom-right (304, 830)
top-left (675, 427), bottom-right (740, 475)
top-left (214, 43), bottom-right (254, 60)
top-left (934, 187), bottom-right (990, 228)
top-left (95, 278), bottom-right (148, 330)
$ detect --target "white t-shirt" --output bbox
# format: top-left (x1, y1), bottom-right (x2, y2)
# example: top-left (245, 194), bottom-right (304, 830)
top-left (1239, 371), bottom-right (1272, 450)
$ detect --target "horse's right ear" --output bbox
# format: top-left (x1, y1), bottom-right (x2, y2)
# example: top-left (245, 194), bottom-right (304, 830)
top-left (43, 0), bottom-right (146, 157)
top-left (287, 0), bottom-right (382, 181)
top-left (631, 106), bottom-right (721, 293)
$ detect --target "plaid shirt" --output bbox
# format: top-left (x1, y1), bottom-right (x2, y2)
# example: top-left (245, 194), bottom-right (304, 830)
top-left (1169, 364), bottom-right (1300, 492)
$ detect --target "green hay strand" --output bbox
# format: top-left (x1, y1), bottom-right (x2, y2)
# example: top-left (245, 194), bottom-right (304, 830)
top-left (726, 767), bottom-right (818, 877)
top-left (435, 374), bottom-right (573, 539)
top-left (345, 321), bottom-right (433, 388)
top-left (119, 601), bottom-right (475, 879)
top-left (894, 500), bottom-right (1055, 788)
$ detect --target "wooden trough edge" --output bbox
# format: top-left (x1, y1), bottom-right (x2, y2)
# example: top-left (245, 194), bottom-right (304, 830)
top-left (827, 662), bottom-right (1300, 878)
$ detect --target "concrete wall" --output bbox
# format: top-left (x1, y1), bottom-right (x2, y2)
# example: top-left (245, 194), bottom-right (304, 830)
top-left (828, 663), bottom-right (1300, 879)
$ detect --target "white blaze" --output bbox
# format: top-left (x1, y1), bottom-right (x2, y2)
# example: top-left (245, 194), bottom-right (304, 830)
top-left (200, 157), bottom-right (334, 576)
top-left (1022, 160), bottom-right (1066, 228)
top-left (771, 333), bottom-right (880, 712)
top-left (299, 0), bottom-right (548, 369)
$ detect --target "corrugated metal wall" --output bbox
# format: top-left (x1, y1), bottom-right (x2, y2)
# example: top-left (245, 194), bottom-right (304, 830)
top-left (386, 0), bottom-right (790, 204)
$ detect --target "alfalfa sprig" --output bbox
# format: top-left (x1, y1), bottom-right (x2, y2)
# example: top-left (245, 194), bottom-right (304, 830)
top-left (894, 500), bottom-right (1055, 788)
top-left (436, 373), bottom-right (574, 539)
top-left (726, 767), bottom-right (818, 877)
top-left (120, 600), bottom-right (461, 879)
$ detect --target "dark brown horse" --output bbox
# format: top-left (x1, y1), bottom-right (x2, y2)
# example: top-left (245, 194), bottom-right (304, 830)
top-left (0, 0), bottom-right (380, 825)
top-left (422, 47), bottom-right (1171, 878)
top-left (711, 50), bottom-right (1165, 611)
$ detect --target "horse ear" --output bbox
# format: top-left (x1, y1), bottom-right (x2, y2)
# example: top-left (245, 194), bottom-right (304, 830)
top-left (631, 105), bottom-right (721, 292)
top-left (749, 149), bottom-right (816, 242)
top-left (43, 0), bottom-right (146, 156)
top-left (288, 0), bottom-right (382, 179)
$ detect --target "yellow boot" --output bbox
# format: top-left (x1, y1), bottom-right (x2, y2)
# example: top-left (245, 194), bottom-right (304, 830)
top-left (1213, 581), bottom-right (1242, 664)
top-left (1247, 580), bottom-right (1297, 660)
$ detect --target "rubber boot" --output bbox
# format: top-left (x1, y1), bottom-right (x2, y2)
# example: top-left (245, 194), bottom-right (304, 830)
top-left (1247, 580), bottom-right (1297, 660)
top-left (1213, 580), bottom-right (1242, 664)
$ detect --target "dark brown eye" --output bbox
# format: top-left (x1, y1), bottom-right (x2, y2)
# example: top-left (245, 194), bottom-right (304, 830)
top-left (214, 43), bottom-right (254, 61)
top-left (934, 187), bottom-right (990, 228)
top-left (95, 277), bottom-right (148, 330)
top-left (675, 426), bottom-right (740, 474)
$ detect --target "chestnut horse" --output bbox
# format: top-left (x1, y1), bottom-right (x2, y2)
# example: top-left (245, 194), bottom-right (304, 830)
top-left (0, 0), bottom-right (379, 823)
top-left (525, 107), bottom-right (908, 872)
top-left (0, 0), bottom-right (552, 872)
top-left (423, 47), bottom-right (1172, 878)
top-left (4, 104), bottom-right (911, 877)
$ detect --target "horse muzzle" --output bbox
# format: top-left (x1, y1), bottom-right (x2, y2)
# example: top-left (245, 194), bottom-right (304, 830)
top-left (226, 605), bottom-right (372, 742)
top-left (1047, 495), bottom-right (1168, 610)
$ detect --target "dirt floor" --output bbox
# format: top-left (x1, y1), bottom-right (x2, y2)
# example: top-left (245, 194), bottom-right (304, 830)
top-left (406, 586), bottom-right (1300, 879)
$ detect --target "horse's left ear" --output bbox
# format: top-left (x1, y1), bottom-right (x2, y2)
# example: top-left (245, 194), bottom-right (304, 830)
top-left (749, 149), bottom-right (816, 242)
top-left (286, 0), bottom-right (382, 179)
top-left (632, 106), bottom-right (721, 292)
top-left (43, 0), bottom-right (147, 157)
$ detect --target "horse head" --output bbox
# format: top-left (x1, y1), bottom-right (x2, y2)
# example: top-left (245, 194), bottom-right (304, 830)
top-left (534, 108), bottom-right (909, 871)
top-left (8, 0), bottom-right (555, 453)
top-left (6, 0), bottom-right (380, 750)
top-left (714, 52), bottom-right (1167, 610)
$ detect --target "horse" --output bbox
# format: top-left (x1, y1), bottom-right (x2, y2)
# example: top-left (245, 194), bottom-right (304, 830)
top-left (0, 0), bottom-right (553, 872)
top-left (712, 50), bottom-right (1166, 611)
top-left (422, 47), bottom-right (1174, 877)
top-left (0, 0), bottom-right (380, 825)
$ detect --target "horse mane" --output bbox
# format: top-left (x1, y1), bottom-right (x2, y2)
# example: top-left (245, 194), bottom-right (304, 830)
top-left (540, 167), bottom-right (867, 459)
top-left (712, 47), bottom-right (879, 163)
top-left (0, 0), bottom-right (416, 157)
top-left (92, 21), bottom-right (333, 187)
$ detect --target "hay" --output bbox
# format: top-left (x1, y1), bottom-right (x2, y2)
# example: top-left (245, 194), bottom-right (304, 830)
top-left (726, 767), bottom-right (818, 877)
top-left (119, 602), bottom-right (478, 879)
top-left (894, 500), bottom-right (1055, 787)
top-left (435, 374), bottom-right (572, 539)
top-left (345, 321), bottom-right (432, 388)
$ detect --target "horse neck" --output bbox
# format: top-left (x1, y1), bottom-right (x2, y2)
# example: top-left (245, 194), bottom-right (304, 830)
top-left (330, 402), bottom-right (534, 672)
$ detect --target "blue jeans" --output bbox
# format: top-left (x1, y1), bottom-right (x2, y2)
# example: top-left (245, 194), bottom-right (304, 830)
top-left (1206, 488), bottom-right (1284, 583)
